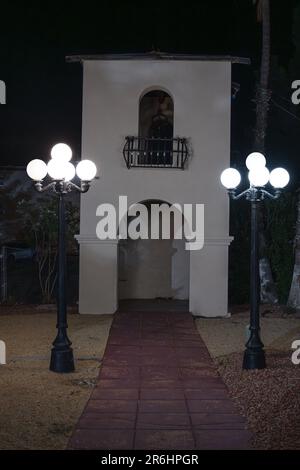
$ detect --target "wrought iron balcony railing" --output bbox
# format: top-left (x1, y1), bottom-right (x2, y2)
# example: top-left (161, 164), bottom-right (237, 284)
top-left (123, 137), bottom-right (189, 169)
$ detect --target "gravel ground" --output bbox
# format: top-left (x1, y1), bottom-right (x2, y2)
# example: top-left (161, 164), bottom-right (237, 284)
top-left (0, 306), bottom-right (112, 450)
top-left (196, 306), bottom-right (300, 450)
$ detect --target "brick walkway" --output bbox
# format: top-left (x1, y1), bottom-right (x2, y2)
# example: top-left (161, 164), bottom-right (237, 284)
top-left (69, 311), bottom-right (252, 450)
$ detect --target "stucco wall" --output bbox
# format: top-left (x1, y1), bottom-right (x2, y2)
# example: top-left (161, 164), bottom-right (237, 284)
top-left (77, 59), bottom-right (232, 316)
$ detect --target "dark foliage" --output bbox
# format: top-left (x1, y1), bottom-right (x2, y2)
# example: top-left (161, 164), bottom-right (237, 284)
top-left (229, 190), bottom-right (296, 304)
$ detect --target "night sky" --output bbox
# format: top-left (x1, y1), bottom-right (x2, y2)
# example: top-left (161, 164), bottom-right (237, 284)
top-left (0, 1), bottom-right (298, 173)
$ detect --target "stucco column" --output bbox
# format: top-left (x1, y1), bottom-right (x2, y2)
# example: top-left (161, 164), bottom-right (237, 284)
top-left (189, 237), bottom-right (233, 317)
top-left (75, 236), bottom-right (118, 314)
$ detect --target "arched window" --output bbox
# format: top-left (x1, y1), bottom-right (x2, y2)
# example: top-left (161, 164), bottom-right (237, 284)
top-left (138, 90), bottom-right (174, 165)
top-left (123, 89), bottom-right (188, 169)
top-left (139, 90), bottom-right (174, 139)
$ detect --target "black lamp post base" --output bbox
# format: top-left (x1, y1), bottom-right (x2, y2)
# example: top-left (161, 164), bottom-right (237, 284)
top-left (50, 348), bottom-right (75, 373)
top-left (243, 349), bottom-right (266, 370)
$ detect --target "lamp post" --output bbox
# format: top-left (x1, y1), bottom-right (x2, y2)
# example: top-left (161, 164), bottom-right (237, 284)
top-left (26, 143), bottom-right (97, 373)
top-left (220, 152), bottom-right (289, 370)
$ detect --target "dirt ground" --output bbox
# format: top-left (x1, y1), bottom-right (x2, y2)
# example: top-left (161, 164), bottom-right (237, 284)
top-left (0, 305), bottom-right (112, 450)
top-left (0, 304), bottom-right (299, 449)
top-left (196, 306), bottom-right (300, 449)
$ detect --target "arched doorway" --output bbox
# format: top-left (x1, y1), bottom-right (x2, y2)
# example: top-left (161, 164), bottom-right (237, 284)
top-left (118, 200), bottom-right (190, 310)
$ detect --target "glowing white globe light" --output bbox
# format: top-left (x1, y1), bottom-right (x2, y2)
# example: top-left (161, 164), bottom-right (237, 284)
top-left (76, 160), bottom-right (97, 181)
top-left (26, 159), bottom-right (48, 181)
top-left (245, 152), bottom-right (266, 171)
top-left (63, 162), bottom-right (76, 181)
top-left (47, 158), bottom-right (68, 180)
top-left (269, 167), bottom-right (290, 189)
top-left (50, 143), bottom-right (72, 162)
top-left (220, 168), bottom-right (241, 189)
top-left (248, 167), bottom-right (270, 187)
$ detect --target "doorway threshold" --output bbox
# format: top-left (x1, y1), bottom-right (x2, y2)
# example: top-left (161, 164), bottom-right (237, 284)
top-left (118, 299), bottom-right (189, 313)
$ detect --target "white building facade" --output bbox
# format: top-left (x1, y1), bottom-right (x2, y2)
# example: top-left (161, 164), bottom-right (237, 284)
top-left (68, 53), bottom-right (248, 317)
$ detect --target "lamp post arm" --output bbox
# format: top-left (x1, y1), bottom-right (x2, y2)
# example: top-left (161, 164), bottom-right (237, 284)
top-left (229, 187), bottom-right (282, 202)
top-left (34, 181), bottom-right (56, 193)
top-left (260, 189), bottom-right (282, 200)
top-left (67, 181), bottom-right (91, 193)
top-left (228, 188), bottom-right (250, 200)
top-left (34, 180), bottom-right (91, 194)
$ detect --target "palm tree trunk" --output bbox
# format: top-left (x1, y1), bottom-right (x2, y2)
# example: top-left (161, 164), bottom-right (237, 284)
top-left (287, 190), bottom-right (300, 309)
top-left (254, 0), bottom-right (271, 149)
top-left (254, 0), bottom-right (279, 304)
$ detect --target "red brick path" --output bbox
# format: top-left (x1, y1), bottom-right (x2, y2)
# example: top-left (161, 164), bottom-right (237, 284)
top-left (68, 311), bottom-right (251, 450)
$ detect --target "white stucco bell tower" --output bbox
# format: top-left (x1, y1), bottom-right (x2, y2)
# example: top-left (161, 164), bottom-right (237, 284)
top-left (68, 52), bottom-right (249, 316)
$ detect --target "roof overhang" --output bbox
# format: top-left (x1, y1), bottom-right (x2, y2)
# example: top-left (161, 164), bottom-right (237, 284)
top-left (66, 52), bottom-right (250, 65)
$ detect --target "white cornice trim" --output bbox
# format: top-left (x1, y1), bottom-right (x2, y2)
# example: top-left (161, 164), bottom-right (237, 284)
top-left (75, 235), bottom-right (234, 246)
top-left (204, 237), bottom-right (234, 246)
top-left (75, 235), bottom-right (119, 245)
